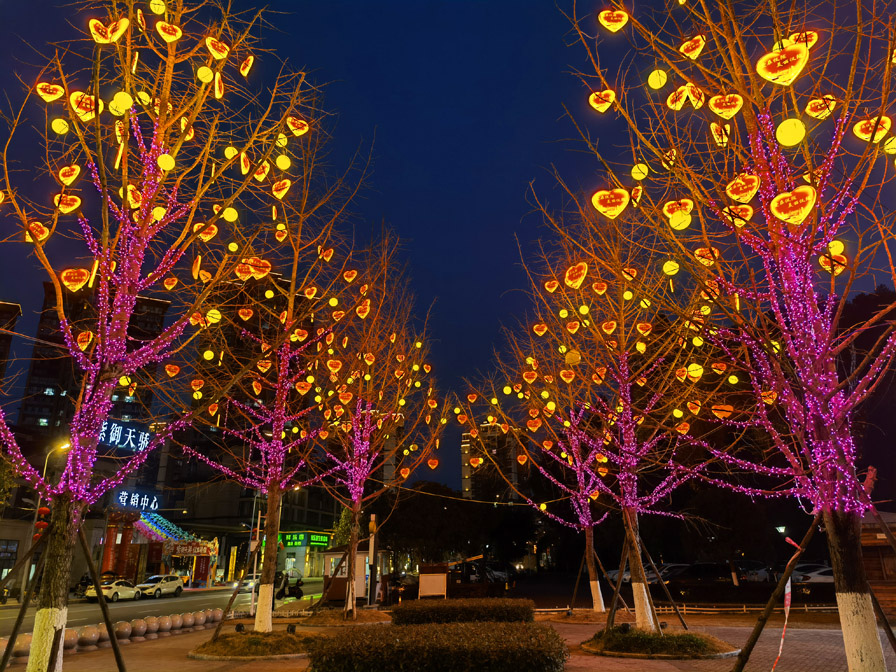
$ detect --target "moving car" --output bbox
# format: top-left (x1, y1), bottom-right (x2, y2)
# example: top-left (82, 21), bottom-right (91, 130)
top-left (85, 578), bottom-right (140, 602)
top-left (136, 574), bottom-right (184, 598)
top-left (234, 572), bottom-right (261, 593)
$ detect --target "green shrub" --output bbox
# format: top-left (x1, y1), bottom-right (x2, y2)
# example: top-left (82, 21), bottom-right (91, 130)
top-left (390, 598), bottom-right (534, 625)
top-left (308, 622), bottom-right (567, 672)
top-left (585, 627), bottom-right (732, 657)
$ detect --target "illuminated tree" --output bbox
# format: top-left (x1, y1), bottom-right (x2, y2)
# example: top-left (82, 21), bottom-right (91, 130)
top-left (0, 1), bottom-right (324, 666)
top-left (175, 127), bottom-right (367, 633)
top-left (568, 0), bottom-right (896, 666)
top-left (313, 237), bottom-right (448, 619)
top-left (458, 221), bottom-right (725, 627)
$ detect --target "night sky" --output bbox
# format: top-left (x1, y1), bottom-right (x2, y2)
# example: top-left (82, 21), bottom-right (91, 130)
top-left (0, 1), bottom-right (619, 486)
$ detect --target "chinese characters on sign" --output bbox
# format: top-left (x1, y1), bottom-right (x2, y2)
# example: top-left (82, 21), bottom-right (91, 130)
top-left (163, 540), bottom-right (214, 556)
top-left (114, 489), bottom-right (160, 512)
top-left (99, 421), bottom-right (151, 451)
top-left (281, 532), bottom-right (331, 547)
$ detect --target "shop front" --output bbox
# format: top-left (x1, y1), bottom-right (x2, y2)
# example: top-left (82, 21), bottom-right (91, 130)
top-left (280, 531), bottom-right (330, 577)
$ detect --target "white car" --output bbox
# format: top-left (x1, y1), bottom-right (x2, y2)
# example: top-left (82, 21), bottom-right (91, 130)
top-left (795, 566), bottom-right (834, 583)
top-left (234, 572), bottom-right (261, 593)
top-left (85, 578), bottom-right (140, 602)
top-left (136, 574), bottom-right (184, 598)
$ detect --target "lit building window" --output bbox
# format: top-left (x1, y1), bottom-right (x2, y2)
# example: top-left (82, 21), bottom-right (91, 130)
top-left (38, 418), bottom-right (49, 427)
top-left (43, 388), bottom-right (55, 396)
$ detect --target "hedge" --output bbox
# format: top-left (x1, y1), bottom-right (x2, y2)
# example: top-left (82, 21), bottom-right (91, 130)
top-left (390, 598), bottom-right (534, 625)
top-left (585, 626), bottom-right (731, 657)
top-left (307, 622), bottom-right (567, 672)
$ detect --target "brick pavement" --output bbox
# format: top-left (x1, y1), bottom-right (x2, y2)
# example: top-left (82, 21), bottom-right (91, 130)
top-left (5, 620), bottom-right (895, 671)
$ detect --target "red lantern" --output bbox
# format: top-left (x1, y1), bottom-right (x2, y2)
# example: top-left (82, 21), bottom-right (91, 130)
top-left (37, 506), bottom-right (51, 516)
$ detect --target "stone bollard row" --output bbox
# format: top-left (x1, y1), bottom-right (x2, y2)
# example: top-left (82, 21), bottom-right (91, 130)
top-left (2, 608), bottom-right (226, 661)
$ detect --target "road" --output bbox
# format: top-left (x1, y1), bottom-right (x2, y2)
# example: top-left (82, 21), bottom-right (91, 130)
top-left (0, 578), bottom-right (323, 637)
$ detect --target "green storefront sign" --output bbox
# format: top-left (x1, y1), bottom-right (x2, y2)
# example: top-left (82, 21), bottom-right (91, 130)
top-left (280, 532), bottom-right (330, 548)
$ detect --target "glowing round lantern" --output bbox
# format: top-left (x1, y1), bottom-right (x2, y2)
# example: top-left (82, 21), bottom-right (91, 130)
top-left (647, 69), bottom-right (667, 89)
top-left (631, 163), bottom-right (649, 180)
top-left (776, 118), bottom-right (806, 146)
top-left (157, 154), bottom-right (175, 171)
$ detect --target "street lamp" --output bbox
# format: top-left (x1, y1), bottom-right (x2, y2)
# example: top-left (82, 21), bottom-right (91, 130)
top-left (20, 441), bottom-right (71, 600)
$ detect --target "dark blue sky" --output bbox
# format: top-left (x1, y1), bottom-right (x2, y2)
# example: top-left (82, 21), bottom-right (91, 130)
top-left (0, 1), bottom-right (614, 486)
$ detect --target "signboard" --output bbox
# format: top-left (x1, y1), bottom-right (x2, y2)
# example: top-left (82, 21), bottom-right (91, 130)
top-left (99, 420), bottom-right (152, 451)
top-left (114, 489), bottom-right (160, 512)
top-left (281, 531), bottom-right (330, 548)
top-left (164, 540), bottom-right (213, 556)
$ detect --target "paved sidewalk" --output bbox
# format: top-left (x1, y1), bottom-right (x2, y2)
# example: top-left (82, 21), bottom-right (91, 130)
top-left (6, 620), bottom-right (895, 671)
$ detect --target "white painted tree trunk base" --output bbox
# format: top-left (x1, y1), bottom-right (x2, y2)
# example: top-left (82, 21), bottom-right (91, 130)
top-left (835, 591), bottom-right (886, 672)
top-left (254, 584), bottom-right (274, 633)
top-left (26, 606), bottom-right (67, 672)
top-left (589, 580), bottom-right (605, 612)
top-left (631, 582), bottom-right (658, 632)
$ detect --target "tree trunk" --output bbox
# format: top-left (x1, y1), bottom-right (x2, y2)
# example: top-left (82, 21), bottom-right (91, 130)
top-left (824, 509), bottom-right (886, 672)
top-left (583, 525), bottom-right (605, 612)
top-left (344, 499), bottom-right (361, 620)
top-left (623, 507), bottom-right (658, 632)
top-left (26, 497), bottom-right (80, 672)
top-left (254, 484), bottom-right (282, 633)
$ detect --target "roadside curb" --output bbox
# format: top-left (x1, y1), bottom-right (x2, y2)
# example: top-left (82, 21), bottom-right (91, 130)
top-left (579, 641), bottom-right (742, 659)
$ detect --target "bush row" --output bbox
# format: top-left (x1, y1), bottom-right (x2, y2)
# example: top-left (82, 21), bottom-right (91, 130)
top-left (307, 622), bottom-right (568, 672)
top-left (390, 597), bottom-right (534, 624)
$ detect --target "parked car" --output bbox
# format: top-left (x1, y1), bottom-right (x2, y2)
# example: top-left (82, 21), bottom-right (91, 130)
top-left (136, 574), bottom-right (184, 598)
top-left (795, 566), bottom-right (834, 583)
top-left (646, 563), bottom-right (689, 583)
top-left (664, 562), bottom-right (748, 600)
top-left (739, 560), bottom-right (774, 582)
top-left (86, 578), bottom-right (140, 602)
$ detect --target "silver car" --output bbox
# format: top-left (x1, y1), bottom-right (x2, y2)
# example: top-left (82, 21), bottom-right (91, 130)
top-left (136, 574), bottom-right (184, 598)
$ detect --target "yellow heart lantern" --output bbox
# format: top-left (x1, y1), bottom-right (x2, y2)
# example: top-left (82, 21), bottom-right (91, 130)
top-left (591, 188), bottom-right (630, 219)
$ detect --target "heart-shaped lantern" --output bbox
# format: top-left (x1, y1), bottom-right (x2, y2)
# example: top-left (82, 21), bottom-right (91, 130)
top-left (469, 457), bottom-right (483, 468)
top-left (25, 222), bottom-right (50, 243)
top-left (165, 364), bottom-right (180, 377)
top-left (58, 165), bottom-right (81, 186)
top-left (544, 280), bottom-right (559, 293)
top-left (286, 117), bottom-right (310, 137)
top-left (533, 323), bottom-right (548, 336)
top-left (272, 179), bottom-right (291, 200)
top-left (853, 116), bottom-right (891, 143)
top-left (89, 18), bottom-right (129, 44)
top-left (343, 270), bottom-right (358, 283)
top-left (356, 299), bottom-right (371, 319)
top-left (35, 82), bottom-right (64, 103)
top-left (708, 94), bottom-right (743, 120)
top-left (597, 9), bottom-right (628, 32)
top-left (564, 262), bottom-right (588, 289)
top-left (591, 188), bottom-right (630, 219)
top-left (60, 268), bottom-right (89, 292)
top-left (240, 55), bottom-right (255, 77)
top-left (155, 22), bottom-right (183, 43)
top-left (805, 95), bottom-right (837, 120)
top-left (724, 173), bottom-right (760, 203)
top-left (205, 36), bottom-right (230, 60)
top-left (588, 90), bottom-right (615, 113)
top-left (769, 185), bottom-right (816, 226)
top-left (679, 35), bottom-right (706, 60)
top-left (756, 43), bottom-right (810, 86)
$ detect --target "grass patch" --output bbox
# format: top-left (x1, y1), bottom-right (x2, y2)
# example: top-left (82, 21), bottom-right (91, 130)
top-left (585, 626), bottom-right (734, 658)
top-left (308, 622), bottom-right (568, 672)
top-left (391, 598), bottom-right (534, 625)
top-left (302, 608), bottom-right (391, 625)
top-left (194, 631), bottom-right (322, 657)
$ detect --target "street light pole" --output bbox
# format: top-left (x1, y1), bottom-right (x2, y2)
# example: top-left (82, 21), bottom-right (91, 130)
top-left (20, 442), bottom-right (70, 601)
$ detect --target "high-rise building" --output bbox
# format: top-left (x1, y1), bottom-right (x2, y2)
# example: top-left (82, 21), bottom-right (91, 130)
top-left (17, 282), bottom-right (169, 439)
top-left (461, 423), bottom-right (529, 501)
top-left (0, 301), bottom-right (22, 383)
